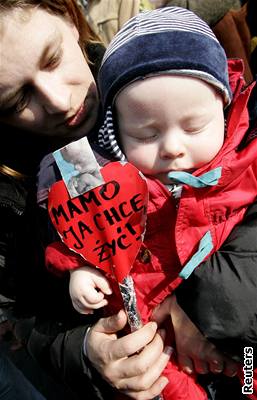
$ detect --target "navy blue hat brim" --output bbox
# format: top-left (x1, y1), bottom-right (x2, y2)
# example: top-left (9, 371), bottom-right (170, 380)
top-left (98, 30), bottom-right (231, 109)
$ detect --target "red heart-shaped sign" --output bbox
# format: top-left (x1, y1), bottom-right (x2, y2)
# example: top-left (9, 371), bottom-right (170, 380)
top-left (48, 162), bottom-right (148, 282)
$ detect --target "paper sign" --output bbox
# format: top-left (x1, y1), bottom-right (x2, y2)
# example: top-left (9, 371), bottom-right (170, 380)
top-left (53, 137), bottom-right (104, 198)
top-left (48, 162), bottom-right (148, 282)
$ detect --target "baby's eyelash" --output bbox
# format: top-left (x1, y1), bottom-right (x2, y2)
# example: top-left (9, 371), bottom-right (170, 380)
top-left (135, 134), bottom-right (158, 143)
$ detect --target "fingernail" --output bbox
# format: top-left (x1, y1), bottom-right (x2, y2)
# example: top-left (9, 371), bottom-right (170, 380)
top-left (182, 367), bottom-right (193, 375)
top-left (148, 321), bottom-right (158, 331)
top-left (159, 377), bottom-right (169, 390)
top-left (213, 368), bottom-right (223, 373)
top-left (164, 345), bottom-right (173, 356)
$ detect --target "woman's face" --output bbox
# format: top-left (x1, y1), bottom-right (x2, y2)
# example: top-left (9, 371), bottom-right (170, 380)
top-left (0, 7), bottom-right (99, 141)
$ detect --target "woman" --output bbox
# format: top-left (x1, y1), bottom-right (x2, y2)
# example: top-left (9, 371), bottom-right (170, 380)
top-left (0, 2), bottom-right (255, 400)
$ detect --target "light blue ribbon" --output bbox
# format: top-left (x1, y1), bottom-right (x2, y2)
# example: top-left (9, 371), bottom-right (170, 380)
top-left (179, 231), bottom-right (213, 279)
top-left (168, 168), bottom-right (220, 279)
top-left (168, 167), bottom-right (222, 188)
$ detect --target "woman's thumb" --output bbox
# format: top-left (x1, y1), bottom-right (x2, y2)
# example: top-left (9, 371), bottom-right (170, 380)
top-left (96, 309), bottom-right (127, 334)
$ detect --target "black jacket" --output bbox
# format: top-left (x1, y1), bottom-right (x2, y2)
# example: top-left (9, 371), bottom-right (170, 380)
top-left (0, 170), bottom-right (116, 400)
top-left (176, 200), bottom-right (257, 367)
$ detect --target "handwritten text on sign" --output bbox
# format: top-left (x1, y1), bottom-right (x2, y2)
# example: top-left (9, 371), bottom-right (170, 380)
top-left (48, 162), bottom-right (148, 282)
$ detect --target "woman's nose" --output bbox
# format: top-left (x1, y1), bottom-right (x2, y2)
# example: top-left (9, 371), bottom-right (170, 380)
top-left (34, 73), bottom-right (71, 114)
top-left (159, 133), bottom-right (184, 159)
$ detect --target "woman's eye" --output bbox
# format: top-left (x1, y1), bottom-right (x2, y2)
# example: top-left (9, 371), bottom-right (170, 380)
top-left (14, 93), bottom-right (30, 113)
top-left (3, 90), bottom-right (30, 115)
top-left (0, 88), bottom-right (30, 116)
top-left (45, 49), bottom-right (62, 70)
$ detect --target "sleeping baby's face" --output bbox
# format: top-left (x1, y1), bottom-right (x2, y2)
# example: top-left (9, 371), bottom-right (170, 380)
top-left (116, 75), bottom-right (225, 184)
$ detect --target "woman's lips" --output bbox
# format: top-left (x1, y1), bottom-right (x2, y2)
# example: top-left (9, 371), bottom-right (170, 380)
top-left (66, 101), bottom-right (87, 127)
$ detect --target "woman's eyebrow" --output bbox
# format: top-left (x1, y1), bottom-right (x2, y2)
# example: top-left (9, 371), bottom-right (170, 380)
top-left (39, 30), bottom-right (62, 66)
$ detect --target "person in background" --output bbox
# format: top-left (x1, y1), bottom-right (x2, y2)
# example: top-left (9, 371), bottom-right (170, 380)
top-left (81, 0), bottom-right (153, 47)
top-left (149, 0), bottom-right (241, 26)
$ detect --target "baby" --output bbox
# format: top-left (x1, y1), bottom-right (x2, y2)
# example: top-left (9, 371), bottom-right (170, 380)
top-left (70, 5), bottom-right (230, 314)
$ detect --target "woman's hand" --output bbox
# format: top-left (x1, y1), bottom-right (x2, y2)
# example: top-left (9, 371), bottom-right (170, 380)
top-left (152, 295), bottom-right (239, 377)
top-left (86, 309), bottom-right (172, 400)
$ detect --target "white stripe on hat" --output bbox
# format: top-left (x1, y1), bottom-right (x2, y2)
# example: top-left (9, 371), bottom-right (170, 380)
top-left (102, 7), bottom-right (218, 66)
top-left (98, 107), bottom-right (126, 161)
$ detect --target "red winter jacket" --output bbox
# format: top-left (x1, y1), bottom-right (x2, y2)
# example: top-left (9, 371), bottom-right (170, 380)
top-left (46, 59), bottom-right (257, 400)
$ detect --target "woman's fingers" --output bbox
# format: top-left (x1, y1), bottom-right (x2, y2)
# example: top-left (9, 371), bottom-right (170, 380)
top-left (92, 309), bottom-right (127, 334)
top-left (203, 346), bottom-right (239, 376)
top-left (222, 358), bottom-right (239, 377)
top-left (122, 376), bottom-right (169, 400)
top-left (209, 358), bottom-right (224, 374)
top-left (177, 354), bottom-right (194, 375)
top-left (87, 311), bottom-right (171, 396)
top-left (192, 359), bottom-right (209, 375)
top-left (114, 345), bottom-right (172, 392)
top-left (107, 321), bottom-right (159, 360)
top-left (115, 332), bottom-right (171, 380)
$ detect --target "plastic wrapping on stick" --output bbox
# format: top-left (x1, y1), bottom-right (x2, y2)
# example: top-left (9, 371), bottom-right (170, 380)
top-left (119, 275), bottom-right (163, 400)
top-left (119, 275), bottom-right (143, 331)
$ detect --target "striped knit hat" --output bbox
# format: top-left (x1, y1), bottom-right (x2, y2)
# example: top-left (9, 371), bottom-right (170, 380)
top-left (97, 6), bottom-right (232, 160)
